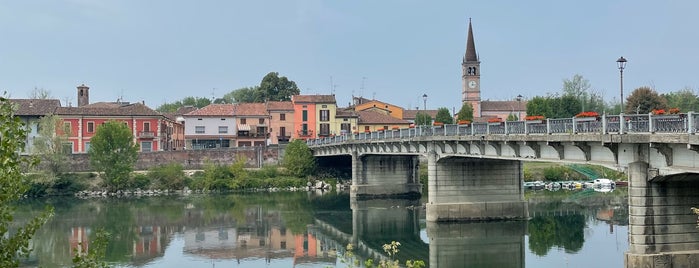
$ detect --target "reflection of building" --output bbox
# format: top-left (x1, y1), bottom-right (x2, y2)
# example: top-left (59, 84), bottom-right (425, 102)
top-left (132, 226), bottom-right (164, 264)
top-left (69, 226), bottom-right (90, 256)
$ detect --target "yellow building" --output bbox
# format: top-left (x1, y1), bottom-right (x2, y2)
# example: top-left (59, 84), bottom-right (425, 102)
top-left (356, 110), bottom-right (412, 133)
top-left (353, 97), bottom-right (405, 120)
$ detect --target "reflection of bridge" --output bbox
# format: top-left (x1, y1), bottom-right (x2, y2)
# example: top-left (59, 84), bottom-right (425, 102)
top-left (308, 114), bottom-right (699, 267)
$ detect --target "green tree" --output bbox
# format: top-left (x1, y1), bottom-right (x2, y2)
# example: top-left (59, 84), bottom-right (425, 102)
top-left (626, 87), bottom-right (667, 114)
top-left (507, 113), bottom-right (519, 121)
top-left (0, 95), bottom-right (53, 267)
top-left (414, 112), bottom-right (432, 126)
top-left (256, 72), bottom-right (300, 102)
top-left (28, 87), bottom-right (52, 99)
top-left (562, 74), bottom-right (590, 109)
top-left (32, 114), bottom-right (69, 177)
top-left (89, 121), bottom-right (139, 191)
top-left (662, 87), bottom-right (699, 113)
top-left (434, 107), bottom-right (453, 124)
top-left (155, 96), bottom-right (212, 113)
top-left (222, 86), bottom-right (260, 103)
top-left (526, 96), bottom-right (553, 118)
top-left (456, 103), bottom-right (474, 121)
top-left (283, 140), bottom-right (316, 177)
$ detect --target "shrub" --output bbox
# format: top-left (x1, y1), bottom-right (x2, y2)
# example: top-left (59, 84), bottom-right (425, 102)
top-left (149, 163), bottom-right (186, 189)
top-left (130, 174), bottom-right (151, 189)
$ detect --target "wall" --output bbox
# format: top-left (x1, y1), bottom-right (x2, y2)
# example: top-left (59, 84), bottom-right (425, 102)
top-left (37, 146), bottom-right (285, 172)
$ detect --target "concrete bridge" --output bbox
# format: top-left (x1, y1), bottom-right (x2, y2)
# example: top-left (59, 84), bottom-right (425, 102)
top-left (307, 113), bottom-right (699, 267)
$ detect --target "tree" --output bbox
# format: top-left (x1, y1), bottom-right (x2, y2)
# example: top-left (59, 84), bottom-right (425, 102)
top-left (222, 86), bottom-right (260, 103)
top-left (456, 103), bottom-right (474, 121)
top-left (414, 113), bottom-right (432, 126)
top-left (562, 74), bottom-right (590, 104)
top-left (507, 113), bottom-right (519, 121)
top-left (256, 72), bottom-right (300, 102)
top-left (32, 114), bottom-right (69, 177)
top-left (662, 87), bottom-right (699, 113)
top-left (434, 107), bottom-right (454, 124)
top-left (89, 121), bottom-right (139, 190)
top-left (626, 87), bottom-right (667, 114)
top-left (283, 139), bottom-right (316, 177)
top-left (28, 87), bottom-right (52, 99)
top-left (0, 95), bottom-right (53, 267)
top-left (156, 96), bottom-right (212, 113)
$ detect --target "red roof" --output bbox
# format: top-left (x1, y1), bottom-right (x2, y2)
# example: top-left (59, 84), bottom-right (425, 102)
top-left (266, 101), bottom-right (294, 111)
top-left (185, 104), bottom-right (235, 116)
top-left (292, 95), bottom-right (336, 103)
top-left (357, 111), bottom-right (410, 124)
top-left (235, 103), bottom-right (268, 116)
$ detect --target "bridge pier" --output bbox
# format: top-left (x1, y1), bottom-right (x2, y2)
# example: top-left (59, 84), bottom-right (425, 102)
top-left (350, 154), bottom-right (422, 198)
top-left (426, 153), bottom-right (528, 222)
top-left (626, 161), bottom-right (699, 267)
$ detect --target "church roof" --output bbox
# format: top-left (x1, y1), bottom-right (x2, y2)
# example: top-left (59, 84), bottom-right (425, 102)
top-left (481, 100), bottom-right (527, 111)
top-left (464, 18), bottom-right (478, 62)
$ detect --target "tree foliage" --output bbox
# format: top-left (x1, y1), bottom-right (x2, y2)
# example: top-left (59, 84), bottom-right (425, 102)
top-left (434, 108), bottom-right (453, 124)
top-left (283, 140), bottom-right (316, 177)
top-left (28, 87), bottom-right (52, 99)
top-left (88, 121), bottom-right (139, 191)
top-left (156, 96), bottom-right (212, 113)
top-left (456, 103), bottom-right (474, 121)
top-left (626, 87), bottom-right (667, 114)
top-left (222, 86), bottom-right (260, 103)
top-left (414, 112), bottom-right (432, 126)
top-left (526, 95), bottom-right (580, 118)
top-left (32, 114), bottom-right (69, 177)
top-left (0, 95), bottom-right (53, 267)
top-left (257, 72), bottom-right (300, 102)
top-left (662, 87), bottom-right (699, 113)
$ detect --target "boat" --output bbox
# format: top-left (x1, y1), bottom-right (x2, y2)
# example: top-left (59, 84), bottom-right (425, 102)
top-left (593, 178), bottom-right (615, 189)
top-left (523, 181), bottom-right (545, 190)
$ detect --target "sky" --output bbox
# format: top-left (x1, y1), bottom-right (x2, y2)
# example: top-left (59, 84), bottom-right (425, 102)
top-left (1, 1), bottom-right (697, 112)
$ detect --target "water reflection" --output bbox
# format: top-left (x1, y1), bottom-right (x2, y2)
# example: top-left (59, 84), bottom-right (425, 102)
top-left (17, 189), bottom-right (629, 267)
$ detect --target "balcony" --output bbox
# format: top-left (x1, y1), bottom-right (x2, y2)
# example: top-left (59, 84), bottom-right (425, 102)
top-left (138, 131), bottom-right (155, 139)
top-left (297, 130), bottom-right (314, 137)
top-left (277, 135), bottom-right (291, 142)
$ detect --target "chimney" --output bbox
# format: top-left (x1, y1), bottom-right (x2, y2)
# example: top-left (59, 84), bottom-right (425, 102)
top-left (77, 84), bottom-right (90, 107)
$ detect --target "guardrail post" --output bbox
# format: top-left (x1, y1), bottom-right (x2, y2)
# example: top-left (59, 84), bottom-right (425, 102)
top-left (601, 114), bottom-right (607, 134)
top-left (524, 120), bottom-right (529, 135)
top-left (546, 118), bottom-right (551, 134)
top-left (471, 124), bottom-right (475, 136)
top-left (504, 120), bottom-right (509, 135)
top-left (619, 114), bottom-right (625, 134)
top-left (648, 112), bottom-right (654, 133)
top-left (572, 117), bottom-right (577, 134)
top-left (689, 112), bottom-right (695, 134)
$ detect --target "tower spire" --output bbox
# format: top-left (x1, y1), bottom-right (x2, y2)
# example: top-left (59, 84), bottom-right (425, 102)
top-left (464, 18), bottom-right (478, 62)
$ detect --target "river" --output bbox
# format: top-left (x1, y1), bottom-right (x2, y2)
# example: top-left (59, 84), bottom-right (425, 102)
top-left (16, 187), bottom-right (628, 267)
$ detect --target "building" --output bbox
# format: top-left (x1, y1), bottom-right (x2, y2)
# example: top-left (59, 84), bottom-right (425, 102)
top-left (183, 104), bottom-right (236, 149)
top-left (233, 103), bottom-right (269, 147)
top-left (352, 97), bottom-right (405, 120)
top-left (9, 98), bottom-right (61, 154)
top-left (356, 110), bottom-right (412, 133)
top-left (462, 19), bottom-right (527, 121)
top-left (291, 95), bottom-right (337, 139)
top-left (335, 108), bottom-right (359, 135)
top-left (266, 101), bottom-right (294, 144)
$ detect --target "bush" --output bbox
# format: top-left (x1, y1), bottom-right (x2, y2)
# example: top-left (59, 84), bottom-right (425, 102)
top-left (130, 174), bottom-right (151, 189)
top-left (542, 166), bottom-right (585, 181)
top-left (149, 163), bottom-right (186, 189)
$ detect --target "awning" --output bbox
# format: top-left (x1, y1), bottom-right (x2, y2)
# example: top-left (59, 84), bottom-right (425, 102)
top-left (237, 124), bottom-right (251, 131)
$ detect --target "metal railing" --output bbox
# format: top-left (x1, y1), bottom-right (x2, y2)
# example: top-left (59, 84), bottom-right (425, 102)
top-left (307, 112), bottom-right (699, 146)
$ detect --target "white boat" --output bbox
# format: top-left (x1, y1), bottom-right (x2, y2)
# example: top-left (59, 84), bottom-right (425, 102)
top-left (593, 178), bottom-right (615, 188)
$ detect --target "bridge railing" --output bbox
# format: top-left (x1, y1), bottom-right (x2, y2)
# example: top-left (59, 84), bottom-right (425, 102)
top-left (306, 112), bottom-right (699, 146)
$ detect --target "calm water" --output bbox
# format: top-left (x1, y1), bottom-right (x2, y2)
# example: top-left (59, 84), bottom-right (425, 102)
top-left (16, 188), bottom-right (628, 267)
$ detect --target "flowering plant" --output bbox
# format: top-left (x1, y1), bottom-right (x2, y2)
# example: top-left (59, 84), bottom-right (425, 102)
top-left (457, 120), bottom-right (471, 125)
top-left (575, 111), bottom-right (599, 118)
top-left (668, 108), bottom-right (680, 114)
top-left (524, 115), bottom-right (544, 121)
top-left (652, 109), bottom-right (665, 115)
top-left (487, 118), bottom-right (503, 123)
top-left (433, 122), bottom-right (444, 126)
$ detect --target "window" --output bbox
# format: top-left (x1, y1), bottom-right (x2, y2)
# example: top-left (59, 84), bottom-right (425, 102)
top-left (240, 118), bottom-right (247, 124)
top-left (220, 118), bottom-right (226, 120)
top-left (340, 123), bottom-right (351, 134)
top-left (218, 126), bottom-right (228, 133)
top-left (320, 110), bottom-right (330, 121)
top-left (198, 118), bottom-right (203, 120)
top-left (364, 126), bottom-right (370, 132)
top-left (322, 105), bottom-right (327, 108)
top-left (384, 125), bottom-right (388, 130)
top-left (302, 110), bottom-right (308, 121)
top-left (62, 142), bottom-right (73, 154)
top-left (141, 141), bottom-right (152, 152)
top-left (87, 122), bottom-right (94, 133)
top-left (259, 118), bottom-right (264, 124)
top-left (280, 113), bottom-right (286, 121)
top-left (279, 127), bottom-right (286, 136)
top-left (84, 142), bottom-right (90, 152)
top-left (63, 122), bottom-right (71, 135)
top-left (195, 126), bottom-right (205, 134)
top-left (319, 123), bottom-right (330, 136)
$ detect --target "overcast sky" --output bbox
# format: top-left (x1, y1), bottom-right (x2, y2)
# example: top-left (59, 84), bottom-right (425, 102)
top-left (1, 1), bottom-right (697, 111)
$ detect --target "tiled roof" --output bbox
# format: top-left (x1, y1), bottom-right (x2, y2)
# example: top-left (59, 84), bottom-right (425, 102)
top-left (357, 111), bottom-right (410, 124)
top-left (266, 101), bottom-right (294, 111)
top-left (336, 108), bottom-right (359, 118)
top-left (402, 109), bottom-right (438, 120)
top-left (56, 102), bottom-right (162, 116)
top-left (235, 103), bottom-right (268, 116)
top-left (9, 99), bottom-right (61, 116)
top-left (481, 100), bottom-right (527, 111)
top-left (185, 104), bottom-right (235, 116)
top-left (176, 106), bottom-right (198, 115)
top-left (292, 94), bottom-right (336, 103)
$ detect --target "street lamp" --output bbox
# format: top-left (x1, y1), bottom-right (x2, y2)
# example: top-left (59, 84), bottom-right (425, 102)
top-left (617, 56), bottom-right (627, 114)
top-left (516, 94), bottom-right (523, 119)
top-left (422, 94), bottom-right (428, 111)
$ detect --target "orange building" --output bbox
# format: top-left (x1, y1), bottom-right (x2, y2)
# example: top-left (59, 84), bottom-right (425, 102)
top-left (291, 95), bottom-right (337, 140)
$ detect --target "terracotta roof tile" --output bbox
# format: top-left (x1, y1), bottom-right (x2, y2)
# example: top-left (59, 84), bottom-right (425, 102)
top-left (9, 99), bottom-right (61, 116)
top-left (56, 102), bottom-right (161, 116)
top-left (266, 101), bottom-right (294, 111)
top-left (235, 103), bottom-right (268, 116)
top-left (402, 109), bottom-right (438, 120)
top-left (357, 111), bottom-right (410, 124)
top-left (336, 108), bottom-right (359, 118)
top-left (292, 95), bottom-right (336, 103)
top-left (481, 100), bottom-right (527, 111)
top-left (185, 104), bottom-right (235, 116)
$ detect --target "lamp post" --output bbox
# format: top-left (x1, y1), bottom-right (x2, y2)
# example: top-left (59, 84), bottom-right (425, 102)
top-left (422, 94), bottom-right (428, 111)
top-left (516, 94), bottom-right (523, 120)
top-left (617, 56), bottom-right (627, 114)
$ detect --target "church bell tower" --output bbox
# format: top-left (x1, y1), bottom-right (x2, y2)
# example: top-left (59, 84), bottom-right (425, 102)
top-left (462, 18), bottom-right (481, 117)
